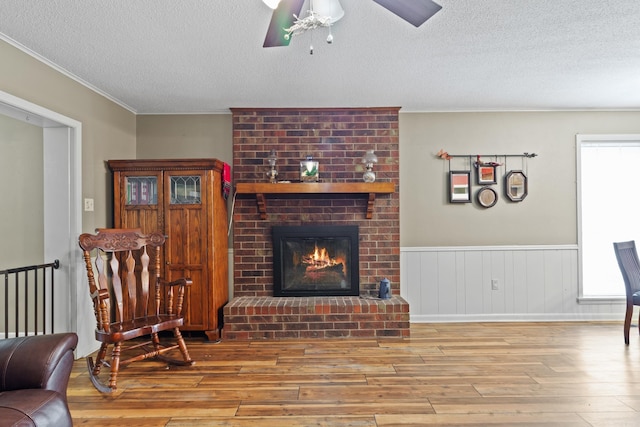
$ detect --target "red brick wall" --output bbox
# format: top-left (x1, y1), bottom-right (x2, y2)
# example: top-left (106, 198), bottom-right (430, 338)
top-left (232, 107), bottom-right (400, 297)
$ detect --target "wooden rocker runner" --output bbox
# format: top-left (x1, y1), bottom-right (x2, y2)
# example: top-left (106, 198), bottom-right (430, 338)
top-left (79, 228), bottom-right (194, 393)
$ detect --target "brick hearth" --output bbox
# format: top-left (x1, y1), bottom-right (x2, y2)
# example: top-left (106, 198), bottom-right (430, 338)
top-left (223, 296), bottom-right (409, 340)
top-left (224, 107), bottom-right (406, 340)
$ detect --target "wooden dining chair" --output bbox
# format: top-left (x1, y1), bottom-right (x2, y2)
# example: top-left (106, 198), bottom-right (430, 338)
top-left (79, 228), bottom-right (194, 392)
top-left (613, 240), bottom-right (640, 345)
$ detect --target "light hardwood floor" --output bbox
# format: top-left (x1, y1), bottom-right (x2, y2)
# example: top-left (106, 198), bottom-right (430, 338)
top-left (68, 322), bottom-right (640, 426)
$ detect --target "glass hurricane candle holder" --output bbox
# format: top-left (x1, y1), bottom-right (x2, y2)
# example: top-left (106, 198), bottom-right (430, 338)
top-left (361, 150), bottom-right (378, 183)
top-left (266, 149), bottom-right (278, 183)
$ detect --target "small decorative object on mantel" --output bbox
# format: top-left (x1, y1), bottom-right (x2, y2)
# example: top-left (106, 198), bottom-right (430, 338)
top-left (378, 278), bottom-right (391, 299)
top-left (300, 155), bottom-right (319, 182)
top-left (361, 149), bottom-right (378, 183)
top-left (266, 149), bottom-right (278, 183)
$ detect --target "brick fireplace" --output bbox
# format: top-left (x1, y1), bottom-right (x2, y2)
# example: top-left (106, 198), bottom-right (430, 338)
top-left (222, 107), bottom-right (408, 339)
top-left (272, 225), bottom-right (360, 297)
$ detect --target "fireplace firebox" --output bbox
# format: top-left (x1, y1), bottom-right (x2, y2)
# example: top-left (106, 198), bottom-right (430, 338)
top-left (272, 225), bottom-right (359, 297)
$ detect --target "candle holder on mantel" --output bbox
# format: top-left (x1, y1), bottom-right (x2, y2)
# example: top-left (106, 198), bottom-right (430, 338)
top-left (266, 149), bottom-right (278, 183)
top-left (361, 150), bottom-right (378, 183)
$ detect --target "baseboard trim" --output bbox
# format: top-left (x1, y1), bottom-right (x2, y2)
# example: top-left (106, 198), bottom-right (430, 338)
top-left (411, 313), bottom-right (624, 323)
top-left (401, 244), bottom-right (578, 252)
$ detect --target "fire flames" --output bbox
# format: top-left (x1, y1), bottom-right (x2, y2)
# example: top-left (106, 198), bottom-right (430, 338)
top-left (303, 244), bottom-right (341, 272)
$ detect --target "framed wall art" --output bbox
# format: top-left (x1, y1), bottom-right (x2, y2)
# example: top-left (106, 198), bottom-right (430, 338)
top-left (476, 164), bottom-right (497, 185)
top-left (449, 171), bottom-right (471, 203)
top-left (505, 170), bottom-right (528, 202)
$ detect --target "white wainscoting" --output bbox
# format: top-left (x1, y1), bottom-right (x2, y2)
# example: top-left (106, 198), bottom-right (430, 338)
top-left (401, 245), bottom-right (626, 323)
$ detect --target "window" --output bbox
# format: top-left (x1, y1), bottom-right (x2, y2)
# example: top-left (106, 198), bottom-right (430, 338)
top-left (577, 135), bottom-right (640, 298)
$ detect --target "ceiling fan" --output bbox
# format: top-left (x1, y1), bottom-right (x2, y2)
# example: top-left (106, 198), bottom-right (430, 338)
top-left (263, 0), bottom-right (442, 48)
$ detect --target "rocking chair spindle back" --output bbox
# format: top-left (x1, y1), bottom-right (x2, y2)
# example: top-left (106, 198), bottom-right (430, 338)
top-left (79, 228), bottom-right (194, 393)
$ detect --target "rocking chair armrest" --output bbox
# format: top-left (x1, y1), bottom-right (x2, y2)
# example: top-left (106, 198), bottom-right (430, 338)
top-left (159, 277), bottom-right (192, 289)
top-left (90, 288), bottom-right (110, 302)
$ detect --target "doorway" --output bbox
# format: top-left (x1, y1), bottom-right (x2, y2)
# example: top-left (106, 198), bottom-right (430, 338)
top-left (0, 90), bottom-right (93, 356)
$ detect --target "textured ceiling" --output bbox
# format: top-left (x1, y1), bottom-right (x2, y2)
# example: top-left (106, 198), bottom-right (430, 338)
top-left (1, 0), bottom-right (639, 114)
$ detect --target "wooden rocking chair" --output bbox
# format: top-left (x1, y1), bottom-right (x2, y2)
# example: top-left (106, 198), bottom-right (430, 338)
top-left (79, 228), bottom-right (194, 393)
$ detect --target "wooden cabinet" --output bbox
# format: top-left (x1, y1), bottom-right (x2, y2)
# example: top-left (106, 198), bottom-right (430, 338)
top-left (108, 159), bottom-right (228, 340)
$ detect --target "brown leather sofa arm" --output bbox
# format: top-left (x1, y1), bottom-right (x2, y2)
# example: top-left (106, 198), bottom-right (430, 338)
top-left (0, 333), bottom-right (78, 398)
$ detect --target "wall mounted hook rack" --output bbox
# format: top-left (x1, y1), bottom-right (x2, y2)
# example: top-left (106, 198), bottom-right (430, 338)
top-left (436, 150), bottom-right (538, 160)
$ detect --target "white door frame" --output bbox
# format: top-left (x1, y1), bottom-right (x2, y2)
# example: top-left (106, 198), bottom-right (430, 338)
top-left (0, 90), bottom-right (93, 357)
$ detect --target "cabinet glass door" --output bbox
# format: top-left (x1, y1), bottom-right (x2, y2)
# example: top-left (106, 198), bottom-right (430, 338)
top-left (170, 176), bottom-right (201, 204)
top-left (125, 176), bottom-right (158, 205)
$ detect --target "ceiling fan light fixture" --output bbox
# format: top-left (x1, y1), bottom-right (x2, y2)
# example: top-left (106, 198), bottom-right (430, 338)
top-left (311, 0), bottom-right (344, 24)
top-left (262, 0), bottom-right (281, 10)
top-left (283, 10), bottom-right (332, 40)
top-left (283, 0), bottom-right (343, 49)
top-left (264, 0), bottom-right (442, 49)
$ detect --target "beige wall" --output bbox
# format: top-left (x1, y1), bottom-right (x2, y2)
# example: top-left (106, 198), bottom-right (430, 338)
top-left (136, 114), bottom-right (232, 163)
top-left (400, 111), bottom-right (640, 246)
top-left (0, 115), bottom-right (43, 267)
top-left (0, 39), bottom-right (136, 231)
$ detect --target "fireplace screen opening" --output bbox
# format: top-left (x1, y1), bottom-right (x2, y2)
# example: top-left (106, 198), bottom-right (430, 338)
top-left (272, 225), bottom-right (359, 297)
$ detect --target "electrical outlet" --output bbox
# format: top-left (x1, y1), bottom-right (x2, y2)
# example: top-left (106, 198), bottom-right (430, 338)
top-left (491, 279), bottom-right (499, 290)
top-left (84, 198), bottom-right (94, 212)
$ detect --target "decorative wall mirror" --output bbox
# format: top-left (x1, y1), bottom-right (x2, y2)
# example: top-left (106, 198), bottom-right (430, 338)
top-left (505, 170), bottom-right (528, 202)
top-left (477, 186), bottom-right (498, 208)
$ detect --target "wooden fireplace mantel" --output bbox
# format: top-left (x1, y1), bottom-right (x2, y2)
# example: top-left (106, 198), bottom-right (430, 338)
top-left (234, 182), bottom-right (395, 220)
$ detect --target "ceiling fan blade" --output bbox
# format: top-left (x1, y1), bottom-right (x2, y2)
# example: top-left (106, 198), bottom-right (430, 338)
top-left (372, 0), bottom-right (442, 27)
top-left (263, 0), bottom-right (305, 48)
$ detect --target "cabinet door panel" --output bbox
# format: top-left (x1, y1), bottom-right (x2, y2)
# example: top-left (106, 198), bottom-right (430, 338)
top-left (179, 269), bottom-right (205, 329)
top-left (164, 171), bottom-right (208, 330)
top-left (114, 171), bottom-right (163, 233)
top-left (120, 208), bottom-right (161, 234)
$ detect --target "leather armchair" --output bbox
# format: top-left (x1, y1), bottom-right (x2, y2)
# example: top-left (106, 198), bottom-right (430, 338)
top-left (0, 333), bottom-right (78, 426)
